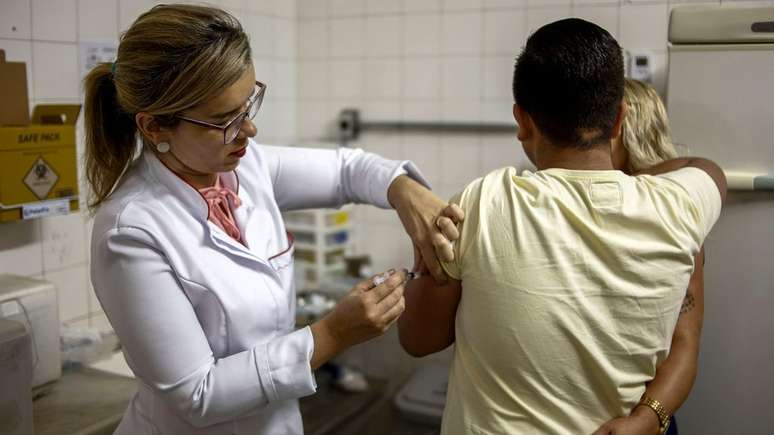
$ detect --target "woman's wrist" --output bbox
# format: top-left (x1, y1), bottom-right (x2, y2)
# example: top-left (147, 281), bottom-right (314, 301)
top-left (310, 317), bottom-right (347, 369)
top-left (387, 175), bottom-right (416, 210)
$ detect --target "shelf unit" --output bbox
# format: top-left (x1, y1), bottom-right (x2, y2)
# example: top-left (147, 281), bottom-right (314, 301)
top-left (283, 207), bottom-right (352, 288)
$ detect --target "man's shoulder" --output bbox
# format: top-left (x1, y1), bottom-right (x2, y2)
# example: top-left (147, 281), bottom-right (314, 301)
top-left (633, 168), bottom-right (718, 207)
top-left (450, 167), bottom-right (513, 205)
top-left (638, 168), bottom-right (722, 237)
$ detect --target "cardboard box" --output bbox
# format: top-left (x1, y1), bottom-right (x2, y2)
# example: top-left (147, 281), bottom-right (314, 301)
top-left (0, 50), bottom-right (80, 222)
top-left (0, 50), bottom-right (29, 126)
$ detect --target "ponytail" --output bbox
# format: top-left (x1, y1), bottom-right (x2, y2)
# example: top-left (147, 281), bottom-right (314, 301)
top-left (83, 63), bottom-right (138, 210)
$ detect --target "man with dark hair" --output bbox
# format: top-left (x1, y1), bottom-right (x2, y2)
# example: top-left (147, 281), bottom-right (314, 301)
top-left (513, 18), bottom-right (625, 149)
top-left (398, 18), bottom-right (725, 434)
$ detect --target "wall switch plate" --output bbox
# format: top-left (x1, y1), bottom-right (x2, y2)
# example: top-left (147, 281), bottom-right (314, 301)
top-left (626, 51), bottom-right (654, 84)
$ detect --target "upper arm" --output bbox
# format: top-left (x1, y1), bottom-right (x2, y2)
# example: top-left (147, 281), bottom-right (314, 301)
top-left (686, 158), bottom-right (727, 203)
top-left (263, 145), bottom-right (410, 211)
top-left (658, 167), bottom-right (723, 247)
top-left (397, 182), bottom-right (479, 356)
top-left (92, 228), bottom-right (216, 385)
top-left (263, 145), bottom-right (348, 210)
top-left (634, 157), bottom-right (727, 203)
top-left (398, 275), bottom-right (462, 357)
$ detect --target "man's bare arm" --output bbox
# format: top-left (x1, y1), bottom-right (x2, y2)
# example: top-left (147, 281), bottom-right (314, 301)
top-left (398, 275), bottom-right (462, 357)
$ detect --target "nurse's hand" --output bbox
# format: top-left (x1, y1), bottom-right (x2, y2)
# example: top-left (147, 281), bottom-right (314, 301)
top-left (310, 270), bottom-right (407, 369)
top-left (388, 175), bottom-right (465, 284)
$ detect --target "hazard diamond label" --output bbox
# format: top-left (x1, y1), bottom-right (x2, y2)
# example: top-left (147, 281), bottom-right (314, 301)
top-left (23, 156), bottom-right (59, 200)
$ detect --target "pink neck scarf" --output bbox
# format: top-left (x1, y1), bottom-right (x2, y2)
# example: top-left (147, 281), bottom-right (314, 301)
top-left (198, 176), bottom-right (244, 244)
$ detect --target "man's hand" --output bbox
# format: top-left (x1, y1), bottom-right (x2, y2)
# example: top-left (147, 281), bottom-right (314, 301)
top-left (388, 175), bottom-right (464, 284)
top-left (591, 406), bottom-right (661, 435)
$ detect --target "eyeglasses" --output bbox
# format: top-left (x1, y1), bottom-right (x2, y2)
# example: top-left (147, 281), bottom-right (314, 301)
top-left (176, 80), bottom-right (266, 145)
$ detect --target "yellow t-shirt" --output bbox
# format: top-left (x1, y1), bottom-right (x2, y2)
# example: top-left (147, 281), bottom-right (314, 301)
top-left (440, 166), bottom-right (721, 435)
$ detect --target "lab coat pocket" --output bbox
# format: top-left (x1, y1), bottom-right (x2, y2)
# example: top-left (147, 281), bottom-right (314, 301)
top-left (268, 232), bottom-right (295, 289)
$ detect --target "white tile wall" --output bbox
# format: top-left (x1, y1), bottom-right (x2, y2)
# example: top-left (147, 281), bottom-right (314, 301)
top-left (40, 213), bottom-right (87, 271)
top-left (330, 17), bottom-right (365, 57)
top-left (483, 9), bottom-right (527, 55)
top-left (298, 0), bottom-right (328, 18)
top-left (330, 0), bottom-right (365, 17)
top-left (363, 99), bottom-right (401, 122)
top-left (330, 59), bottom-right (363, 98)
top-left (441, 11), bottom-right (482, 55)
top-left (365, 15), bottom-right (402, 56)
top-left (274, 18), bottom-right (297, 57)
top-left (32, 42), bottom-right (79, 100)
top-left (45, 265), bottom-right (89, 324)
top-left (117, 0), bottom-right (155, 31)
top-left (0, 0), bottom-right (33, 40)
top-left (573, 4), bottom-right (619, 38)
top-left (77, 0), bottom-right (119, 41)
top-left (620, 3), bottom-right (670, 50)
top-left (404, 0), bottom-right (443, 12)
top-left (364, 59), bottom-right (401, 98)
top-left (297, 19), bottom-right (327, 58)
top-left (367, 0), bottom-right (402, 14)
top-left (0, 0), bottom-right (299, 328)
top-left (403, 57), bottom-right (442, 99)
top-left (404, 13), bottom-right (441, 55)
top-left (32, 0), bottom-right (78, 42)
top-left (0, 220), bottom-right (44, 277)
top-left (246, 13), bottom-right (274, 56)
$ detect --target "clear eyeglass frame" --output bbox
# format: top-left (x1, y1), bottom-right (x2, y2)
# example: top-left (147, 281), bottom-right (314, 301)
top-left (176, 80), bottom-right (266, 145)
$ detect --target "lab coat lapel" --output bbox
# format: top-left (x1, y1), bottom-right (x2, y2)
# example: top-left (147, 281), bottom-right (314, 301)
top-left (143, 150), bottom-right (271, 269)
top-left (220, 170), bottom-right (273, 258)
top-left (207, 178), bottom-right (273, 268)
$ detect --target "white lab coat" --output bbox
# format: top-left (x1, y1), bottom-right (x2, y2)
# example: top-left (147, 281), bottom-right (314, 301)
top-left (90, 140), bottom-right (426, 435)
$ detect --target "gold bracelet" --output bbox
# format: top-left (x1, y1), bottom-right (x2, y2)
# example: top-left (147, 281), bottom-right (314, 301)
top-left (638, 396), bottom-right (671, 434)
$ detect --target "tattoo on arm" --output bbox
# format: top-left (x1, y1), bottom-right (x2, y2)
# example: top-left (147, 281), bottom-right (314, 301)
top-left (680, 291), bottom-right (696, 315)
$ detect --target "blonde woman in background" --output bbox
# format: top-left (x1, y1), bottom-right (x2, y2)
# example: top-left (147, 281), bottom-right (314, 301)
top-left (85, 5), bottom-right (460, 435)
top-left (613, 78), bottom-right (680, 172)
top-left (595, 79), bottom-right (704, 435)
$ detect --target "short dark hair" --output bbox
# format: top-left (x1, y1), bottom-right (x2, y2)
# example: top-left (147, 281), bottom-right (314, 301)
top-left (513, 18), bottom-right (624, 149)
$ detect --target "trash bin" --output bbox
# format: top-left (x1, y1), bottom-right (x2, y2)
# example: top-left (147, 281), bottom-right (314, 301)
top-left (0, 318), bottom-right (34, 435)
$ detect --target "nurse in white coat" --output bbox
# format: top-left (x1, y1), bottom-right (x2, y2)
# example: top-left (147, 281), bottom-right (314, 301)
top-left (83, 5), bottom-right (462, 435)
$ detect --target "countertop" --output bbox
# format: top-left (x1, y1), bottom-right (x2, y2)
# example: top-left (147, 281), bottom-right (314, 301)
top-left (32, 366), bottom-right (136, 435)
top-left (32, 365), bottom-right (435, 435)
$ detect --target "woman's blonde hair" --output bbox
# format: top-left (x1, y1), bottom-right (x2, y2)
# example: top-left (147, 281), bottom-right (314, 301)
top-left (83, 4), bottom-right (251, 210)
top-left (620, 78), bottom-right (678, 171)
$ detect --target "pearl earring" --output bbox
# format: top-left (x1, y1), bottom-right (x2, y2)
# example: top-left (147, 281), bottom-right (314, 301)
top-left (156, 142), bottom-right (170, 153)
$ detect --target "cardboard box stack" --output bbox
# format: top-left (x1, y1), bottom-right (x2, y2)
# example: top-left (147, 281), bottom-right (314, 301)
top-left (0, 50), bottom-right (80, 222)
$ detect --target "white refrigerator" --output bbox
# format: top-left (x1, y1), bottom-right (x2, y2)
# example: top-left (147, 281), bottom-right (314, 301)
top-left (667, 6), bottom-right (774, 433)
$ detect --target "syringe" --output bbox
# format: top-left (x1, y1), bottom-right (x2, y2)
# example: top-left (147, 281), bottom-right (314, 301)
top-left (372, 269), bottom-right (420, 287)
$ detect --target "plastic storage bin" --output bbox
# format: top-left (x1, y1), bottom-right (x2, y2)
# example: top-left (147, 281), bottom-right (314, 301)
top-left (393, 362), bottom-right (450, 426)
top-left (283, 208), bottom-right (352, 288)
top-left (0, 318), bottom-right (34, 435)
top-left (0, 274), bottom-right (61, 388)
